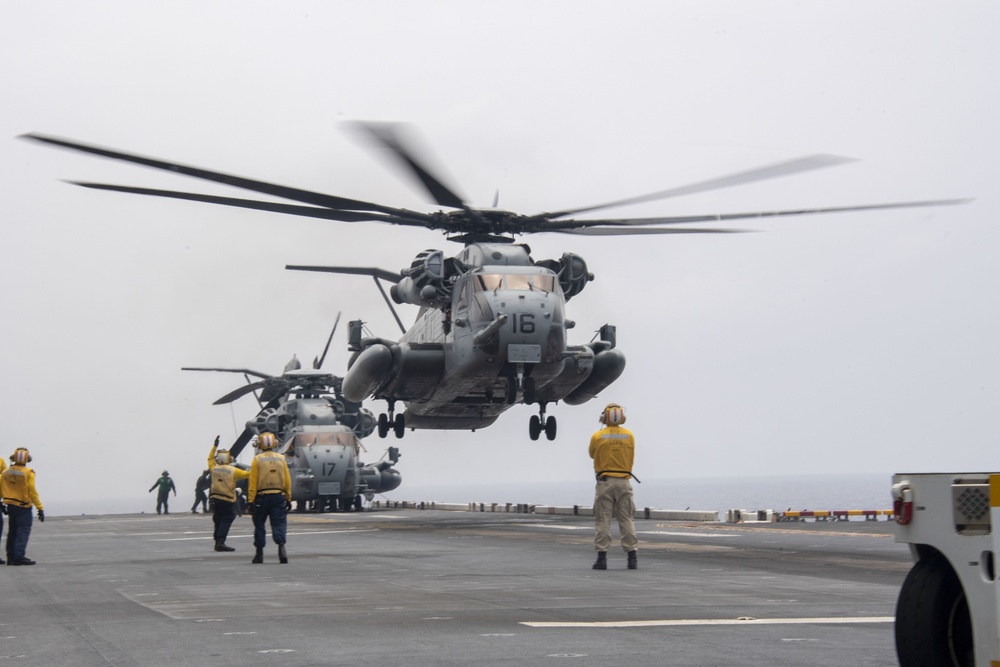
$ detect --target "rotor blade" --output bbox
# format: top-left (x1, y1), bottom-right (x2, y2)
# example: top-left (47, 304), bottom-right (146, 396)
top-left (314, 312), bottom-right (341, 370)
top-left (22, 133), bottom-right (416, 216)
top-left (68, 182), bottom-right (434, 227)
top-left (352, 122), bottom-right (467, 209)
top-left (183, 366), bottom-right (273, 380)
top-left (228, 425), bottom-right (256, 461)
top-left (213, 380), bottom-right (268, 406)
top-left (543, 198), bottom-right (974, 231)
top-left (286, 265), bottom-right (402, 283)
top-left (557, 227), bottom-right (748, 236)
top-left (534, 154), bottom-right (860, 220)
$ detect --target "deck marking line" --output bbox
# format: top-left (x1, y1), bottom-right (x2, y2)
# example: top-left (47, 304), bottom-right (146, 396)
top-left (520, 616), bottom-right (894, 628)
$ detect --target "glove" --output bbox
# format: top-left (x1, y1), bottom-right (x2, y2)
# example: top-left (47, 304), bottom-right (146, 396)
top-left (285, 500), bottom-right (292, 512)
top-left (37, 510), bottom-right (45, 522)
top-left (1, 504), bottom-right (6, 515)
top-left (247, 501), bottom-right (256, 513)
top-left (214, 435), bottom-right (220, 447)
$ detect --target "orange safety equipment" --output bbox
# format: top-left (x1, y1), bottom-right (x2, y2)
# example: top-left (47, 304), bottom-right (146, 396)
top-left (599, 403), bottom-right (626, 426)
top-left (258, 432), bottom-right (278, 451)
top-left (11, 448), bottom-right (32, 465)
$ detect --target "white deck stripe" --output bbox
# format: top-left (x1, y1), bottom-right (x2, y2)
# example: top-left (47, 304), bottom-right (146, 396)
top-left (520, 616), bottom-right (894, 628)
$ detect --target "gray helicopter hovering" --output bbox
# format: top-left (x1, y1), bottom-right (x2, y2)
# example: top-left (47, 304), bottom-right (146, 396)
top-left (22, 126), bottom-right (970, 441)
top-left (186, 316), bottom-right (402, 511)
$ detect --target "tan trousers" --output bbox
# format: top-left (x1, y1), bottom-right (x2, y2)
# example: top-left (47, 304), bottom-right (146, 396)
top-left (593, 476), bottom-right (637, 552)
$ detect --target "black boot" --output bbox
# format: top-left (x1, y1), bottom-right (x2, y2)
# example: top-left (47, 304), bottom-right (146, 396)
top-left (215, 540), bottom-right (235, 552)
top-left (627, 550), bottom-right (638, 570)
top-left (252, 548), bottom-right (263, 564)
top-left (592, 551), bottom-right (607, 570)
top-left (278, 544), bottom-right (288, 564)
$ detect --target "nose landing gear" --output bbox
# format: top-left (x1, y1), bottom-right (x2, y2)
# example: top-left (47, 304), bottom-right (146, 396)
top-left (529, 402), bottom-right (556, 441)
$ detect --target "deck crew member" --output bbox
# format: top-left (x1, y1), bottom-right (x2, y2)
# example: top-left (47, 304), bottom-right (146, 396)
top-left (191, 469), bottom-right (210, 514)
top-left (589, 402), bottom-right (638, 570)
top-left (0, 455), bottom-right (7, 564)
top-left (208, 436), bottom-right (250, 552)
top-left (148, 470), bottom-right (176, 515)
top-left (1, 447), bottom-right (44, 566)
top-left (248, 432), bottom-right (292, 564)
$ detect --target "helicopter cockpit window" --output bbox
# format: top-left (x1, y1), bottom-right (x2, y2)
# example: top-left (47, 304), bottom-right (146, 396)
top-left (475, 273), bottom-right (557, 292)
top-left (477, 274), bottom-right (504, 291)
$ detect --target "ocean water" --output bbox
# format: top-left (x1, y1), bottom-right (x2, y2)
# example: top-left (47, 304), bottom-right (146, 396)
top-left (389, 472), bottom-right (896, 517)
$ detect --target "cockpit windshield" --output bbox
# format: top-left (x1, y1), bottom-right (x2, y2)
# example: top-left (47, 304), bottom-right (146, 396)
top-left (475, 273), bottom-right (557, 293)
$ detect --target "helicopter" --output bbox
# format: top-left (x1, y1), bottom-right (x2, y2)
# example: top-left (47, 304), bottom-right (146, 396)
top-left (186, 315), bottom-right (402, 511)
top-left (22, 126), bottom-right (970, 440)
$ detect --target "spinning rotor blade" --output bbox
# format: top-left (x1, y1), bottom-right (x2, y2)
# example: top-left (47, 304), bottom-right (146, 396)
top-left (353, 122), bottom-right (467, 209)
top-left (213, 380), bottom-right (268, 405)
top-left (559, 227), bottom-right (747, 236)
top-left (21, 133), bottom-right (435, 220)
top-left (314, 312), bottom-right (341, 370)
top-left (68, 182), bottom-right (431, 227)
top-left (543, 198), bottom-right (974, 233)
top-left (182, 366), bottom-right (273, 380)
top-left (536, 154), bottom-right (859, 220)
top-left (286, 264), bottom-right (401, 283)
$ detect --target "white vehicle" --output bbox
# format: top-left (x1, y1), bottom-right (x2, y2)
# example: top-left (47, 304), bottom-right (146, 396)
top-left (892, 472), bottom-right (999, 667)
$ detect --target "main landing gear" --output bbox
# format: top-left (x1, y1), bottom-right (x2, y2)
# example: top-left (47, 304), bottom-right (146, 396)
top-left (377, 400), bottom-right (405, 439)
top-left (506, 367), bottom-right (536, 405)
top-left (510, 365), bottom-right (554, 441)
top-left (529, 403), bottom-right (556, 441)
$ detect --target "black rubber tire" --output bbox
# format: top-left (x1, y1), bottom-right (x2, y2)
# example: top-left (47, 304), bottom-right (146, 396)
top-left (393, 413), bottom-right (406, 439)
top-left (528, 415), bottom-right (541, 441)
top-left (505, 376), bottom-right (517, 404)
top-left (895, 553), bottom-right (974, 667)
top-left (544, 415), bottom-right (557, 441)
top-left (377, 413), bottom-right (389, 439)
top-left (523, 377), bottom-right (536, 405)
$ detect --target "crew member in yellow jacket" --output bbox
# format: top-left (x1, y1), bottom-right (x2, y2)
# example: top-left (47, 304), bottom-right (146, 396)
top-left (248, 432), bottom-right (292, 564)
top-left (588, 403), bottom-right (638, 570)
top-left (1, 447), bottom-right (44, 566)
top-left (208, 436), bottom-right (250, 553)
top-left (0, 456), bottom-right (6, 565)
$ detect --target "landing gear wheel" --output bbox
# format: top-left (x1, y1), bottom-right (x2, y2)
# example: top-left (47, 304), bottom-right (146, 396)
top-left (895, 553), bottom-right (973, 667)
top-left (505, 376), bottom-right (517, 404)
top-left (544, 415), bottom-right (557, 441)
top-left (523, 377), bottom-right (536, 404)
top-left (354, 494), bottom-right (363, 511)
top-left (377, 413), bottom-right (389, 439)
top-left (393, 413), bottom-right (406, 439)
top-left (529, 415), bottom-right (541, 441)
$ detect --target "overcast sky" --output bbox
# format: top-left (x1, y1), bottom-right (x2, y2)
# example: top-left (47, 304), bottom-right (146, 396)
top-left (2, 2), bottom-right (996, 515)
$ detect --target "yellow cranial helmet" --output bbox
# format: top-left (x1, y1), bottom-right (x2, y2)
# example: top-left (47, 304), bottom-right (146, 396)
top-left (11, 447), bottom-right (32, 464)
top-left (258, 432), bottom-right (278, 451)
top-left (215, 449), bottom-right (232, 465)
top-left (600, 403), bottom-right (626, 426)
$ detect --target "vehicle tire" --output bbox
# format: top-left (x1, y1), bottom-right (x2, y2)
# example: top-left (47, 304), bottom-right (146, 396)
top-left (895, 553), bottom-right (973, 667)
top-left (393, 413), bottom-right (406, 439)
top-left (523, 377), bottom-right (536, 405)
top-left (354, 494), bottom-right (363, 511)
top-left (529, 415), bottom-right (541, 441)
top-left (377, 413), bottom-right (389, 439)
top-left (544, 415), bottom-right (557, 441)
top-left (505, 376), bottom-right (517, 404)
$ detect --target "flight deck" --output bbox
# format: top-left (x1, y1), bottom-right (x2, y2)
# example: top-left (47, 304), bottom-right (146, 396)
top-left (0, 509), bottom-right (909, 666)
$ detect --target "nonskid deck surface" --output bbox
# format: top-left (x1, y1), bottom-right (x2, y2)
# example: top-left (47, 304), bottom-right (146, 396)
top-left (0, 510), bottom-right (908, 666)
